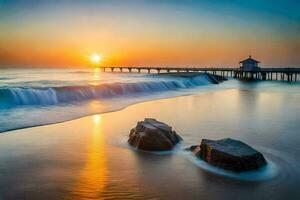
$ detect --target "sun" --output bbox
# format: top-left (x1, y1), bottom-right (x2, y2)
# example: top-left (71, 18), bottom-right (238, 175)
top-left (90, 54), bottom-right (102, 64)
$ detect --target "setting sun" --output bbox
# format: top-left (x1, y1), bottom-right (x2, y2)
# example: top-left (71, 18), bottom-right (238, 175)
top-left (90, 54), bottom-right (102, 64)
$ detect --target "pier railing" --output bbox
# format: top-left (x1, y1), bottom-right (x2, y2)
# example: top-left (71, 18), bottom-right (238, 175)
top-left (99, 67), bottom-right (300, 82)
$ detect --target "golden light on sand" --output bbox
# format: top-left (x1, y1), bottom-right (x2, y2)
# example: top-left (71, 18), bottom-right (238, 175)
top-left (72, 114), bottom-right (107, 198)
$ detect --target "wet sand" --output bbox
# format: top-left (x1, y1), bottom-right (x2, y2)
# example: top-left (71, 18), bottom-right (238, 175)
top-left (0, 86), bottom-right (300, 200)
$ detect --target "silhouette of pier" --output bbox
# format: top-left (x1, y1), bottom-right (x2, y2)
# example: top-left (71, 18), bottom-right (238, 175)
top-left (99, 66), bottom-right (300, 82)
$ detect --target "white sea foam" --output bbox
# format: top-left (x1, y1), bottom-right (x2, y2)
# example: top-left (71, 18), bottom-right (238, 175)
top-left (0, 73), bottom-right (214, 108)
top-left (1, 70), bottom-right (230, 132)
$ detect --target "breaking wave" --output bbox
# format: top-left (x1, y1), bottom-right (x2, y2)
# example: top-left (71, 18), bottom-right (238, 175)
top-left (0, 74), bottom-right (215, 109)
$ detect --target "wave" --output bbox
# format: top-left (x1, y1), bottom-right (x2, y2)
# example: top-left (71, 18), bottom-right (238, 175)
top-left (0, 77), bottom-right (13, 80)
top-left (0, 74), bottom-right (215, 108)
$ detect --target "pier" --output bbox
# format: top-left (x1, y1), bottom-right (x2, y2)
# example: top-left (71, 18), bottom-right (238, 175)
top-left (99, 66), bottom-right (300, 82)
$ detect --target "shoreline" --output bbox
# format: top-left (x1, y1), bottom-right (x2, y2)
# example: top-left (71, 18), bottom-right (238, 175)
top-left (1, 78), bottom-right (298, 134)
top-left (0, 77), bottom-right (234, 134)
top-left (0, 87), bottom-right (232, 134)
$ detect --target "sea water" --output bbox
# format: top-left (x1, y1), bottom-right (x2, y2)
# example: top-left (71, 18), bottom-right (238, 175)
top-left (0, 68), bottom-right (231, 132)
top-left (0, 68), bottom-right (300, 199)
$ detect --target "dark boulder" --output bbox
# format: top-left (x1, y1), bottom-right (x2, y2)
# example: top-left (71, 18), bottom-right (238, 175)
top-left (128, 118), bottom-right (182, 151)
top-left (190, 138), bottom-right (267, 172)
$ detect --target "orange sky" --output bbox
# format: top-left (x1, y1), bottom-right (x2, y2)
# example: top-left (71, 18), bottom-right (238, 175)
top-left (0, 1), bottom-right (299, 68)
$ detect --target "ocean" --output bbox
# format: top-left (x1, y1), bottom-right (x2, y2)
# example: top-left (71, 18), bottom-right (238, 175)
top-left (0, 68), bottom-right (229, 132)
top-left (0, 68), bottom-right (300, 199)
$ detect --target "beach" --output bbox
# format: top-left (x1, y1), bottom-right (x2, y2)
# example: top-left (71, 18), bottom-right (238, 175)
top-left (1, 83), bottom-right (300, 200)
top-left (1, 1), bottom-right (300, 199)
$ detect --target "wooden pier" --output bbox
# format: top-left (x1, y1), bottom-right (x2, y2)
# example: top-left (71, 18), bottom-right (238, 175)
top-left (99, 66), bottom-right (300, 82)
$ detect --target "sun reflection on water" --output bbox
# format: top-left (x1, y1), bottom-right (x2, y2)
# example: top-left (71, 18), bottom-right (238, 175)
top-left (89, 68), bottom-right (101, 86)
top-left (93, 114), bottom-right (102, 124)
top-left (93, 68), bottom-right (101, 80)
top-left (72, 114), bottom-right (108, 199)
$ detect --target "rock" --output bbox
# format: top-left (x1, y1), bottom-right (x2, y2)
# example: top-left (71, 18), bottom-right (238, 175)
top-left (128, 118), bottom-right (182, 151)
top-left (190, 138), bottom-right (267, 172)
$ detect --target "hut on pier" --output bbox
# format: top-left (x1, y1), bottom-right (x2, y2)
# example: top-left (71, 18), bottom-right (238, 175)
top-left (239, 56), bottom-right (261, 71)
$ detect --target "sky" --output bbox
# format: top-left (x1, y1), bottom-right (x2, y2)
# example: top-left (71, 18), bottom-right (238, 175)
top-left (0, 0), bottom-right (299, 68)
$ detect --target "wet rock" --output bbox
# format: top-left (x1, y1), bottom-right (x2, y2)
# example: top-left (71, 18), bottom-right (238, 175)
top-left (128, 118), bottom-right (182, 151)
top-left (190, 138), bottom-right (267, 172)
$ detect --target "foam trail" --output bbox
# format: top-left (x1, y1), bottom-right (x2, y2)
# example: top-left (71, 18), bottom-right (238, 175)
top-left (183, 151), bottom-right (279, 181)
